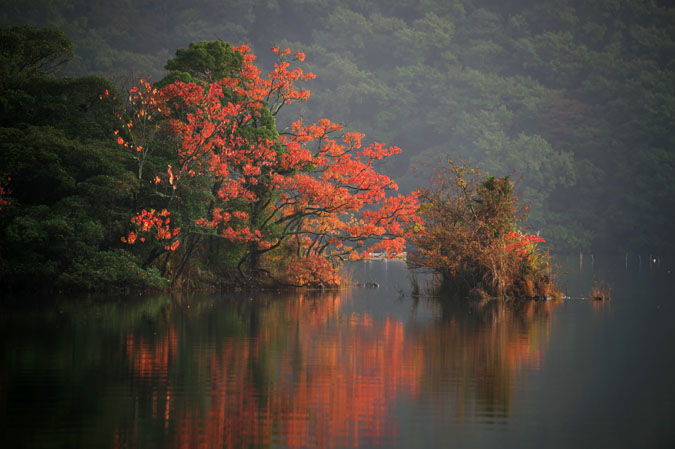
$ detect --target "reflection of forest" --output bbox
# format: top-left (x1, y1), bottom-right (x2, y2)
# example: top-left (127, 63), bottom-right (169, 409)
top-left (415, 299), bottom-right (556, 424)
top-left (115, 294), bottom-right (556, 448)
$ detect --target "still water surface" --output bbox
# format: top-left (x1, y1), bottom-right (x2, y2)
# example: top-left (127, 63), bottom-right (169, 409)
top-left (1, 256), bottom-right (674, 448)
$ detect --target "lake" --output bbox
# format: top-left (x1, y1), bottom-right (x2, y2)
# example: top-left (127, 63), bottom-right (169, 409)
top-left (1, 255), bottom-right (674, 448)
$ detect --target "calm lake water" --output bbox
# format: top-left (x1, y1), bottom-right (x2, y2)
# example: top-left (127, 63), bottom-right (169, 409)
top-left (1, 255), bottom-right (674, 449)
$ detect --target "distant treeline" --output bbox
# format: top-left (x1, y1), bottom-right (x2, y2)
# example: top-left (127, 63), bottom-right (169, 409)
top-left (2, 0), bottom-right (674, 254)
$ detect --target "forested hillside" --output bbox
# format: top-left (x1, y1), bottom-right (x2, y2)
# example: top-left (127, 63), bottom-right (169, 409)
top-left (2, 0), bottom-right (674, 253)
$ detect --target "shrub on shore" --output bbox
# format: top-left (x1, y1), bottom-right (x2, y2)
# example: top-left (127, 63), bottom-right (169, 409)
top-left (409, 161), bottom-right (559, 299)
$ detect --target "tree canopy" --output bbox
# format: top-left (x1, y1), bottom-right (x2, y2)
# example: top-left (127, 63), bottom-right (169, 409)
top-left (0, 32), bottom-right (418, 291)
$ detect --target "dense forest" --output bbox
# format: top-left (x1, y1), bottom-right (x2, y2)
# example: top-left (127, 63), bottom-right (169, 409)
top-left (1, 0), bottom-right (674, 290)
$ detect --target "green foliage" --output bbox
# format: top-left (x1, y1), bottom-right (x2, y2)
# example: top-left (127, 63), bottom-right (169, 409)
top-left (1, 76), bottom-right (120, 139)
top-left (56, 250), bottom-right (168, 291)
top-left (0, 125), bottom-right (156, 291)
top-left (0, 28), bottom-right (157, 292)
top-left (163, 41), bottom-right (243, 84)
top-left (0, 25), bottom-right (73, 86)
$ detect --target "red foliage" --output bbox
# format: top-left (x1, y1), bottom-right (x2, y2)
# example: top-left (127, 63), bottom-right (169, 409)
top-left (0, 173), bottom-right (11, 210)
top-left (505, 231), bottom-right (545, 261)
top-left (106, 79), bottom-right (166, 187)
top-left (122, 208), bottom-right (180, 251)
top-left (119, 45), bottom-right (419, 285)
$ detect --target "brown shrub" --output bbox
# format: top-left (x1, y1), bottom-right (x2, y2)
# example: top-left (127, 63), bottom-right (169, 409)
top-left (410, 161), bottom-right (558, 299)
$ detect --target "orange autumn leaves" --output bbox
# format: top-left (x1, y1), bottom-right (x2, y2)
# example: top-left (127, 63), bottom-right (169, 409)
top-left (112, 79), bottom-right (161, 158)
top-left (117, 44), bottom-right (419, 286)
top-left (272, 119), bottom-right (419, 267)
top-left (122, 208), bottom-right (180, 251)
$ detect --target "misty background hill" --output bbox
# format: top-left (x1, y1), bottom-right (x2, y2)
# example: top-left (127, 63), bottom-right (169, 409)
top-left (2, 0), bottom-right (674, 253)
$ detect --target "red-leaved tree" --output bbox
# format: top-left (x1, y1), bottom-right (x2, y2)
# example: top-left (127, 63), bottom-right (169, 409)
top-left (121, 44), bottom-right (419, 287)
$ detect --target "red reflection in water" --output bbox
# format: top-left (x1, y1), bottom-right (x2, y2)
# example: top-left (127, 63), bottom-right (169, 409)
top-left (172, 298), bottom-right (421, 448)
top-left (116, 295), bottom-right (554, 448)
top-left (125, 325), bottom-right (178, 379)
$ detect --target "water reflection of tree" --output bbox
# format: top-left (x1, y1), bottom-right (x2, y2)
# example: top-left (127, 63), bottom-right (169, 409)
top-left (117, 291), bottom-right (425, 449)
top-left (414, 298), bottom-right (557, 423)
top-left (1, 293), bottom-right (560, 448)
top-left (112, 293), bottom-right (560, 447)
